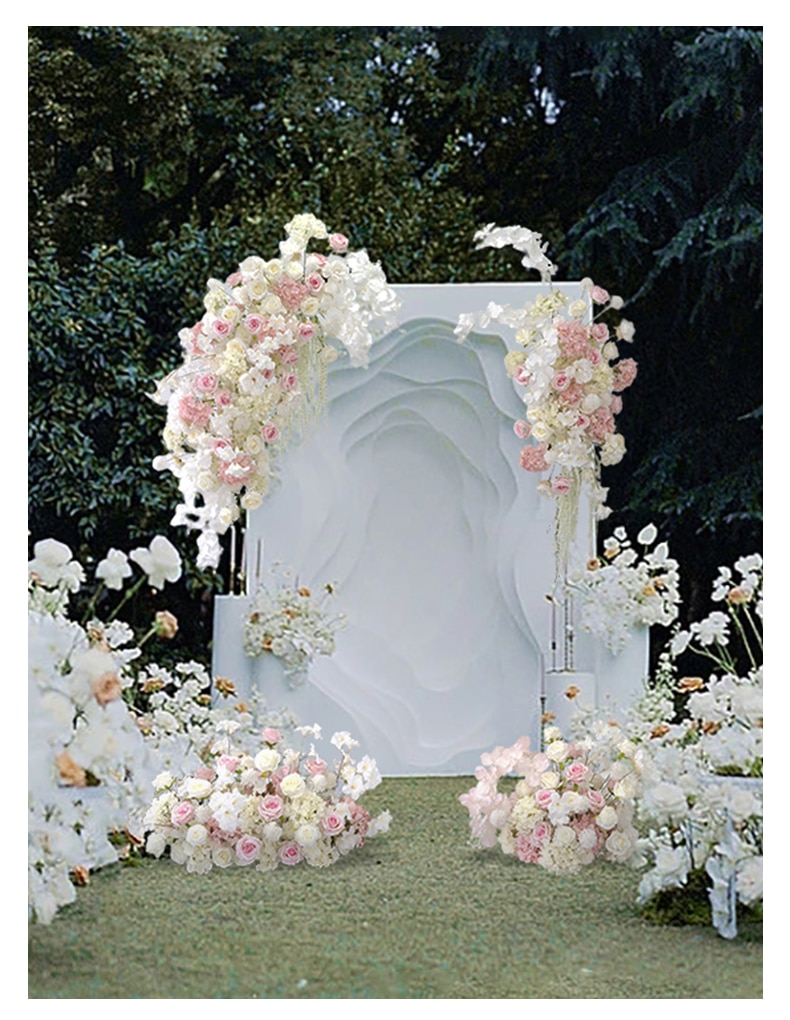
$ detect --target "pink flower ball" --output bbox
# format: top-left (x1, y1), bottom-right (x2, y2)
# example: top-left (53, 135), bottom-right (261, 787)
top-left (258, 795), bottom-right (284, 821)
top-left (613, 358), bottom-right (638, 392)
top-left (170, 802), bottom-right (194, 827)
top-left (519, 442), bottom-right (549, 473)
top-left (329, 233), bottom-right (349, 253)
top-left (278, 841), bottom-right (304, 866)
top-left (235, 835), bottom-right (262, 865)
top-left (513, 419), bottom-right (531, 439)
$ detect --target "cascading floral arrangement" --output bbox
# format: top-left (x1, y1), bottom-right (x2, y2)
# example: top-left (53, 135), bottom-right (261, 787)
top-left (143, 723), bottom-right (391, 874)
top-left (244, 565), bottom-right (347, 688)
top-left (459, 724), bottom-right (645, 875)
top-left (455, 224), bottom-right (638, 574)
top-left (566, 523), bottom-right (681, 655)
top-left (152, 214), bottom-right (399, 570)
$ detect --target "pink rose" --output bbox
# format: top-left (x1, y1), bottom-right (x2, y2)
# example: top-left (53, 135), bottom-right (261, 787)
top-left (226, 272), bottom-right (242, 287)
top-left (258, 794), bottom-right (284, 821)
top-left (565, 761), bottom-right (589, 784)
top-left (261, 424), bottom-right (280, 443)
top-left (575, 413), bottom-right (590, 430)
top-left (217, 755), bottom-right (240, 773)
top-left (170, 801), bottom-right (194, 827)
top-left (305, 272), bottom-right (325, 294)
top-left (587, 347), bottom-right (602, 366)
top-left (610, 395), bottom-right (623, 415)
top-left (514, 366), bottom-right (531, 385)
top-left (244, 314), bottom-right (266, 335)
top-left (194, 373), bottom-right (217, 395)
top-left (280, 373), bottom-right (298, 392)
top-left (261, 727), bottom-right (282, 745)
top-left (177, 394), bottom-right (212, 428)
top-left (590, 323), bottom-right (610, 343)
top-left (590, 286), bottom-right (610, 305)
top-left (278, 346), bottom-right (300, 366)
top-left (215, 389), bottom-right (233, 407)
top-left (587, 790), bottom-right (606, 811)
top-left (551, 370), bottom-right (571, 392)
top-left (235, 835), bottom-right (262, 865)
top-left (321, 812), bottom-right (346, 837)
top-left (535, 788), bottom-right (557, 810)
top-left (211, 318), bottom-right (232, 338)
top-left (513, 419), bottom-right (531, 439)
top-left (278, 840), bottom-right (304, 866)
top-left (551, 476), bottom-right (571, 495)
top-left (195, 767), bottom-right (215, 781)
top-left (305, 757), bottom-right (328, 776)
top-left (297, 321), bottom-right (315, 341)
top-left (329, 233), bottom-right (349, 253)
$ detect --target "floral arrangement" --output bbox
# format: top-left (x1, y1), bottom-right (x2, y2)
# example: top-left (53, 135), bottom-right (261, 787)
top-left (152, 214), bottom-right (399, 569)
top-left (28, 534), bottom-right (293, 924)
top-left (459, 723), bottom-right (645, 875)
top-left (244, 565), bottom-right (346, 687)
top-left (566, 523), bottom-right (681, 654)
top-left (143, 723), bottom-right (391, 874)
top-left (456, 224), bottom-right (638, 573)
top-left (581, 552), bottom-right (763, 937)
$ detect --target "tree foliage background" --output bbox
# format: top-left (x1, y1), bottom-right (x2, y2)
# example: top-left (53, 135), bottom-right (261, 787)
top-left (28, 25), bottom-right (762, 660)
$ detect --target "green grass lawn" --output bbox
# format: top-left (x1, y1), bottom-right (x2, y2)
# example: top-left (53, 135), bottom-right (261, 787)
top-left (28, 777), bottom-right (762, 999)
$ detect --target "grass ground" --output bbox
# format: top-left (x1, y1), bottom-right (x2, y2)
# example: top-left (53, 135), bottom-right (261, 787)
top-left (28, 777), bottom-right (762, 999)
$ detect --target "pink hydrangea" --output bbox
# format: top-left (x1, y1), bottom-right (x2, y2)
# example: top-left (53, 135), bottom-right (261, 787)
top-left (588, 408), bottom-right (615, 441)
top-left (218, 453), bottom-right (255, 488)
top-left (273, 277), bottom-right (309, 311)
top-left (519, 442), bottom-right (549, 472)
top-left (613, 358), bottom-right (638, 392)
top-left (177, 394), bottom-right (212, 429)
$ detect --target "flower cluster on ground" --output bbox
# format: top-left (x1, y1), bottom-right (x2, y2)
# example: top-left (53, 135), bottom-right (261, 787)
top-left (244, 564), bottom-right (347, 687)
top-left (567, 523), bottom-right (681, 654)
top-left (152, 214), bottom-right (399, 569)
top-left (28, 535), bottom-right (294, 925)
top-left (575, 552), bottom-right (763, 937)
top-left (143, 723), bottom-right (391, 873)
top-left (456, 224), bottom-right (637, 573)
top-left (459, 723), bottom-right (646, 875)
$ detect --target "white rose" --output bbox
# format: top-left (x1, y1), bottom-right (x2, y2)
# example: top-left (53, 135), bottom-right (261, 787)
top-left (553, 825), bottom-right (576, 847)
top-left (153, 771), bottom-right (175, 792)
top-left (596, 806), bottom-right (619, 830)
top-left (568, 299), bottom-right (588, 318)
top-left (545, 740), bottom-right (568, 763)
top-left (212, 846), bottom-right (235, 869)
top-left (146, 831), bottom-right (166, 857)
top-left (186, 824), bottom-right (208, 847)
top-left (541, 771), bottom-right (560, 789)
top-left (254, 749), bottom-right (281, 773)
top-left (280, 773), bottom-right (306, 798)
top-left (605, 830), bottom-right (633, 859)
top-left (241, 492), bottom-right (263, 511)
top-left (295, 823), bottom-right (321, 848)
top-left (182, 778), bottom-right (212, 799)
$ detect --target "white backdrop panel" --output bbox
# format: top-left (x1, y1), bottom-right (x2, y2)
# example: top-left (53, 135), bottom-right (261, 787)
top-left (213, 283), bottom-right (645, 774)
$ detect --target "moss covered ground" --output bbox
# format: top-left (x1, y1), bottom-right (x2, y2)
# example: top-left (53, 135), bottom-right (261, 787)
top-left (28, 777), bottom-right (762, 999)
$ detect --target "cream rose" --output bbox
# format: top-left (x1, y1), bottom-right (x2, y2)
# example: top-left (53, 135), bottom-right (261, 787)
top-left (280, 773), bottom-right (306, 798)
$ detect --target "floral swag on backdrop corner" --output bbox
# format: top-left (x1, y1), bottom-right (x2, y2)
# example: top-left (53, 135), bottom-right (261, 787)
top-left (456, 224), bottom-right (637, 582)
top-left (151, 214), bottom-right (399, 573)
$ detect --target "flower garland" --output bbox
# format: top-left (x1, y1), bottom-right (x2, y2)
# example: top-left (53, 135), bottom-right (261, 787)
top-left (459, 724), bottom-right (645, 875)
top-left (152, 214), bottom-right (399, 570)
top-left (143, 723), bottom-right (391, 873)
top-left (456, 224), bottom-right (638, 575)
top-left (244, 565), bottom-right (347, 687)
top-left (567, 523), bottom-right (681, 654)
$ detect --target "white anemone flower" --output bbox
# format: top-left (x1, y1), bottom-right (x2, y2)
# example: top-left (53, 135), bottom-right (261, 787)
top-left (129, 536), bottom-right (182, 590)
top-left (95, 548), bottom-right (132, 590)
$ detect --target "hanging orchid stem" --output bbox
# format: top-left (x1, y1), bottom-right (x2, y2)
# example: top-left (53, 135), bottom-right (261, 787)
top-left (741, 604), bottom-right (763, 653)
top-left (730, 610), bottom-right (758, 672)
